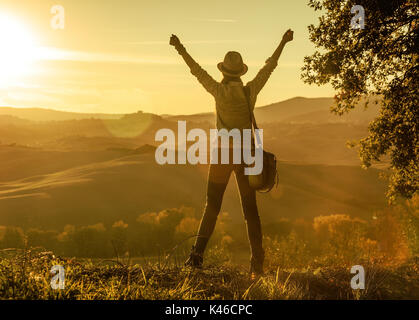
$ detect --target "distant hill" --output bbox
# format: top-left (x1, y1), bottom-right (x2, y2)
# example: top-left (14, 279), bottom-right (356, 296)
top-left (1, 96), bottom-right (381, 124)
top-left (165, 96), bottom-right (380, 125)
top-left (0, 100), bottom-right (377, 165)
top-left (256, 97), bottom-right (335, 122)
top-left (0, 107), bottom-right (124, 122)
top-left (257, 97), bottom-right (380, 124)
top-left (0, 111), bottom-right (179, 150)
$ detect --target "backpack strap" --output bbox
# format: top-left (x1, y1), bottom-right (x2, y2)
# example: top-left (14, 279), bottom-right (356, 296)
top-left (243, 85), bottom-right (263, 148)
top-left (243, 85), bottom-right (259, 130)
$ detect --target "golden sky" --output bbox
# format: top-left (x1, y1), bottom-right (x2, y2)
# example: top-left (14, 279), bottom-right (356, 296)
top-left (0, 0), bottom-right (334, 115)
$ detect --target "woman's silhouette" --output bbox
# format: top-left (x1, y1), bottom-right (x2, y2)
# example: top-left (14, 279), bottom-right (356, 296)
top-left (170, 29), bottom-right (294, 277)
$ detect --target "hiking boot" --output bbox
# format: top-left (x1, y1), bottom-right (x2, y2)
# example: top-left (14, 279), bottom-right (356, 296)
top-left (249, 253), bottom-right (264, 279)
top-left (250, 271), bottom-right (262, 281)
top-left (250, 265), bottom-right (264, 280)
top-left (184, 246), bottom-right (203, 268)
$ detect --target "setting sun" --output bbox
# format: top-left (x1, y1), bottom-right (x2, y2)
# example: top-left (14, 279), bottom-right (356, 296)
top-left (0, 14), bottom-right (37, 86)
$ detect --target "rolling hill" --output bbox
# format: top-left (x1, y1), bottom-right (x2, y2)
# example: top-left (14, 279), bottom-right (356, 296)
top-left (0, 146), bottom-right (386, 230)
top-left (0, 97), bottom-right (388, 234)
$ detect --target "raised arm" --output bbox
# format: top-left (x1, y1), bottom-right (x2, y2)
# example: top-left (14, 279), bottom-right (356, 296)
top-left (170, 34), bottom-right (219, 97)
top-left (247, 29), bottom-right (294, 97)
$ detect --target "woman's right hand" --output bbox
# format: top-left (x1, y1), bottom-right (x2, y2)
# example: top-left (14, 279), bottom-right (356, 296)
top-left (282, 29), bottom-right (294, 43)
top-left (170, 34), bottom-right (181, 47)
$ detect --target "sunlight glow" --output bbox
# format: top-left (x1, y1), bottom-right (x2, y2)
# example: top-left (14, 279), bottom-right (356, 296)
top-left (0, 14), bottom-right (37, 87)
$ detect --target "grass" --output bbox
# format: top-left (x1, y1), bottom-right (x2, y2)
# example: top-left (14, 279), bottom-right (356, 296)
top-left (0, 248), bottom-right (418, 300)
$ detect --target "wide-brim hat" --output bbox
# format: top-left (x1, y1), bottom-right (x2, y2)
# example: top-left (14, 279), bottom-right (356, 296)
top-left (217, 51), bottom-right (248, 77)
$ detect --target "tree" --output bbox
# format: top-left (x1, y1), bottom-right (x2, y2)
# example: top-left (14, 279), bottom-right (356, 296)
top-left (0, 226), bottom-right (25, 249)
top-left (111, 220), bottom-right (129, 257)
top-left (302, 0), bottom-right (418, 201)
top-left (26, 229), bottom-right (59, 251)
top-left (70, 223), bottom-right (111, 257)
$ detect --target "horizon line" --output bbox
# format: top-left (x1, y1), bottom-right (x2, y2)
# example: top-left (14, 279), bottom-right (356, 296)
top-left (0, 96), bottom-right (335, 117)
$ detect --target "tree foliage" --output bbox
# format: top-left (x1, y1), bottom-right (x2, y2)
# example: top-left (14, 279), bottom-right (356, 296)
top-left (302, 0), bottom-right (418, 201)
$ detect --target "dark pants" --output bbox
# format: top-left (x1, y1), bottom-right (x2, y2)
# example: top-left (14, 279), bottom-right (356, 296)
top-left (193, 150), bottom-right (264, 272)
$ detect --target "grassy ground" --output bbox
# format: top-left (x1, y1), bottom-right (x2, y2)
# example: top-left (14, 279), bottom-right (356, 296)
top-left (1, 248), bottom-right (418, 300)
